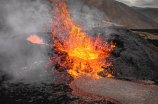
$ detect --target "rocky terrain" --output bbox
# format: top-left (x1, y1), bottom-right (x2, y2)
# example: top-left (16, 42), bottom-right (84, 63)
top-left (85, 26), bottom-right (158, 82)
top-left (0, 78), bottom-right (116, 104)
top-left (131, 30), bottom-right (158, 48)
top-left (0, 0), bottom-right (158, 103)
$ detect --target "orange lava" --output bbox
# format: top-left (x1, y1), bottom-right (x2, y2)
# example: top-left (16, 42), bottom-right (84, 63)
top-left (51, 0), bottom-right (115, 79)
top-left (27, 35), bottom-right (44, 44)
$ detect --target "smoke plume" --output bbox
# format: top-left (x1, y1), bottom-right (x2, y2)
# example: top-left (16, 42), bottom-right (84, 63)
top-left (0, 0), bottom-right (52, 81)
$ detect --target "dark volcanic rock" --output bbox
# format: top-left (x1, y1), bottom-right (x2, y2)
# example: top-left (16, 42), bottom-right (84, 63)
top-left (147, 39), bottom-right (158, 48)
top-left (88, 26), bottom-right (158, 81)
top-left (0, 81), bottom-right (115, 104)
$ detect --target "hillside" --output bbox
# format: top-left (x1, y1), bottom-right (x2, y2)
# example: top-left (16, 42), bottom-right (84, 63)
top-left (132, 6), bottom-right (158, 23)
top-left (82, 0), bottom-right (158, 29)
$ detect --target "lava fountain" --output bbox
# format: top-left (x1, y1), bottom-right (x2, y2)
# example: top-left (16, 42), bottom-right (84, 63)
top-left (49, 0), bottom-right (115, 79)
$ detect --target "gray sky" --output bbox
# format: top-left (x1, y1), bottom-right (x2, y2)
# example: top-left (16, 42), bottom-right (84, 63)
top-left (116, 0), bottom-right (158, 8)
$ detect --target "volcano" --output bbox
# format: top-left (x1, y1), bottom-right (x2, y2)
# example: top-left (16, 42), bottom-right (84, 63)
top-left (0, 0), bottom-right (158, 104)
top-left (81, 0), bottom-right (158, 29)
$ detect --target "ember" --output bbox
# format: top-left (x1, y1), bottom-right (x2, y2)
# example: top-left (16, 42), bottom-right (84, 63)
top-left (27, 35), bottom-right (44, 44)
top-left (50, 0), bottom-right (115, 79)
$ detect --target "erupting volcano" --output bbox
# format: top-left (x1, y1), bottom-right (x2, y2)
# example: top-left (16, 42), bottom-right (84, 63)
top-left (47, 0), bottom-right (116, 79)
top-left (26, 0), bottom-right (115, 79)
top-left (1, 0), bottom-right (158, 103)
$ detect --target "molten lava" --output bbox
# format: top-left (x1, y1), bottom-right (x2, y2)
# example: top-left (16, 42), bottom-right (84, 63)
top-left (50, 0), bottom-right (115, 79)
top-left (27, 35), bottom-right (44, 44)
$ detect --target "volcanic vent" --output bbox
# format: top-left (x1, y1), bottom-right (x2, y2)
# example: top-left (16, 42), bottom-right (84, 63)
top-left (47, 0), bottom-right (116, 80)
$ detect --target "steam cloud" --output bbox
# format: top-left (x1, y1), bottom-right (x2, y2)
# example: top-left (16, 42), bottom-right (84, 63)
top-left (0, 0), bottom-right (53, 81)
top-left (0, 0), bottom-right (115, 82)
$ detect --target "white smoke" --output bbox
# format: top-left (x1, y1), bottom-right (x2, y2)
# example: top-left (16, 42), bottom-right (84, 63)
top-left (65, 0), bottom-right (109, 30)
top-left (0, 0), bottom-right (52, 35)
top-left (0, 0), bottom-right (53, 81)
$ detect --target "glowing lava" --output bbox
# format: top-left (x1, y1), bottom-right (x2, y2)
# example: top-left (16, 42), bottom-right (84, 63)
top-left (50, 0), bottom-right (115, 79)
top-left (27, 35), bottom-right (44, 44)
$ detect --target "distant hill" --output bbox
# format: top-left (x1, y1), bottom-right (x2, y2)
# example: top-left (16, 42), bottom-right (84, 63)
top-left (132, 6), bottom-right (158, 23)
top-left (82, 0), bottom-right (158, 29)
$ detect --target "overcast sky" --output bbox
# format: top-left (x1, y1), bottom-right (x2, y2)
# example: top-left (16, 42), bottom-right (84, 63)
top-left (116, 0), bottom-right (158, 8)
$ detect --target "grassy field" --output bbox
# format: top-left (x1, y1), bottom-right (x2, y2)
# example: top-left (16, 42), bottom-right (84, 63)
top-left (132, 31), bottom-right (158, 40)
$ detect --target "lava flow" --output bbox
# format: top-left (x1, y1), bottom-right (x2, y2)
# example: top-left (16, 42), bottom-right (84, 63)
top-left (27, 35), bottom-right (44, 44)
top-left (50, 0), bottom-right (115, 79)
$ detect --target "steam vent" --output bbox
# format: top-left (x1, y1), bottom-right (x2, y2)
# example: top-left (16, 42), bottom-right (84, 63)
top-left (0, 0), bottom-right (158, 104)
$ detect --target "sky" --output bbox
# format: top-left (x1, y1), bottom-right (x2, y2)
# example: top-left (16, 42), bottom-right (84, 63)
top-left (116, 0), bottom-right (158, 8)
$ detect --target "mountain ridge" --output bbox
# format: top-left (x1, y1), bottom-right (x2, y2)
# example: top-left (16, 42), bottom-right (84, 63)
top-left (82, 0), bottom-right (158, 29)
top-left (132, 6), bottom-right (158, 23)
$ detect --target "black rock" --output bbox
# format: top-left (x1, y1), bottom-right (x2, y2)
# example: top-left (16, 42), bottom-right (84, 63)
top-left (88, 26), bottom-right (158, 81)
top-left (0, 81), bottom-right (115, 104)
top-left (147, 39), bottom-right (158, 48)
